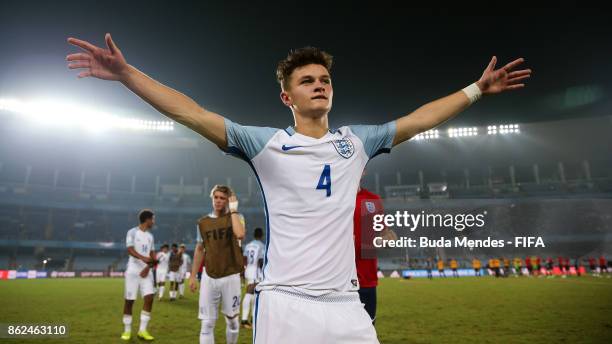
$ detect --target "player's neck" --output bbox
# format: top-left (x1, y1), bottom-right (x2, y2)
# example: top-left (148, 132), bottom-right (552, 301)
top-left (213, 209), bottom-right (227, 217)
top-left (138, 224), bottom-right (148, 231)
top-left (293, 112), bottom-right (330, 139)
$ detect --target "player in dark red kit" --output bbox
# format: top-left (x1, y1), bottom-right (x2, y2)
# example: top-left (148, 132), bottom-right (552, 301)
top-left (353, 179), bottom-right (396, 324)
top-left (588, 257), bottom-right (596, 275)
top-left (525, 256), bottom-right (532, 276)
top-left (599, 255), bottom-right (608, 276)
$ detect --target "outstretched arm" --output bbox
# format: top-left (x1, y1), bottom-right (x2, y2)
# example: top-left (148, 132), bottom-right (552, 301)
top-left (66, 33), bottom-right (227, 148)
top-left (392, 56), bottom-right (531, 145)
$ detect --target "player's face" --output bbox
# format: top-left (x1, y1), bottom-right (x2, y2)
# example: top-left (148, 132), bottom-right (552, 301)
top-left (145, 216), bottom-right (155, 229)
top-left (212, 191), bottom-right (229, 212)
top-left (281, 64), bottom-right (333, 118)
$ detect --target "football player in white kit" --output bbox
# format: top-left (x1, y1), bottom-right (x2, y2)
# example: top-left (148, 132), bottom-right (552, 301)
top-left (155, 244), bottom-right (169, 300)
top-left (121, 209), bottom-right (157, 341)
top-left (178, 243), bottom-right (191, 298)
top-left (241, 227), bottom-right (265, 329)
top-left (67, 34), bottom-right (531, 343)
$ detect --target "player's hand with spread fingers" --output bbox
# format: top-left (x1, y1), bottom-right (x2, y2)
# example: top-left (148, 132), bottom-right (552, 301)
top-left (475, 56), bottom-right (531, 95)
top-left (66, 33), bottom-right (129, 81)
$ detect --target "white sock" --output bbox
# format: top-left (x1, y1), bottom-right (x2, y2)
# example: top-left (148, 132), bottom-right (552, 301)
top-left (200, 320), bottom-right (215, 344)
top-left (225, 316), bottom-right (239, 344)
top-left (179, 283), bottom-right (185, 296)
top-left (241, 293), bottom-right (252, 321)
top-left (158, 286), bottom-right (165, 298)
top-left (139, 311), bottom-right (150, 332)
top-left (122, 314), bottom-right (132, 333)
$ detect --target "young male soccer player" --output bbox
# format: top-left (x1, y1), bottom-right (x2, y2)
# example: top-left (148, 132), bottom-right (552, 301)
top-left (353, 183), bottom-right (396, 324)
top-left (155, 244), bottom-right (170, 300)
top-left (190, 185), bottom-right (245, 344)
top-left (450, 258), bottom-right (459, 278)
top-left (167, 243), bottom-right (183, 301)
top-left (437, 258), bottom-right (446, 278)
top-left (67, 34), bottom-right (530, 343)
top-left (241, 227), bottom-right (265, 328)
top-left (178, 244), bottom-right (191, 298)
top-left (122, 209), bottom-right (157, 341)
top-left (472, 257), bottom-right (481, 277)
top-left (426, 258), bottom-right (434, 279)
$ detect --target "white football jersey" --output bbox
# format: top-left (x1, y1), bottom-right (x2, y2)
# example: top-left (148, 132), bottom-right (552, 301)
top-left (125, 227), bottom-right (155, 272)
top-left (223, 118), bottom-right (395, 295)
top-left (180, 253), bottom-right (191, 272)
top-left (156, 251), bottom-right (169, 271)
top-left (243, 239), bottom-right (265, 272)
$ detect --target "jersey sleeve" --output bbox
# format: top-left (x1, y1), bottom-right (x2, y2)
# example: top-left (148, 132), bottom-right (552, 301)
top-left (150, 234), bottom-right (155, 252)
top-left (349, 121), bottom-right (396, 159)
top-left (223, 118), bottom-right (279, 160)
top-left (126, 229), bottom-right (135, 248)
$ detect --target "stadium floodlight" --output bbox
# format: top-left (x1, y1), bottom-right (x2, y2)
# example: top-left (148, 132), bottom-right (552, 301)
top-left (447, 126), bottom-right (478, 138)
top-left (487, 123), bottom-right (520, 135)
top-left (412, 129), bottom-right (440, 141)
top-left (0, 97), bottom-right (174, 132)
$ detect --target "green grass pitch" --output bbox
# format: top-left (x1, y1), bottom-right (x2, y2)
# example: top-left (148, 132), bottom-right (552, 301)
top-left (1, 276), bottom-right (612, 343)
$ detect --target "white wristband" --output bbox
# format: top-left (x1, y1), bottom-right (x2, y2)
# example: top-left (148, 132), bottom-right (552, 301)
top-left (229, 201), bottom-right (238, 212)
top-left (462, 83), bottom-right (482, 105)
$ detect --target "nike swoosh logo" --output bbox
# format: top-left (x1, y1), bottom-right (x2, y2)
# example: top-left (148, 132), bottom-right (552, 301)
top-left (281, 145), bottom-right (303, 151)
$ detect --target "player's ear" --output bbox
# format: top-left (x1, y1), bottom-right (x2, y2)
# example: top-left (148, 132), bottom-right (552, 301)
top-left (280, 91), bottom-right (292, 107)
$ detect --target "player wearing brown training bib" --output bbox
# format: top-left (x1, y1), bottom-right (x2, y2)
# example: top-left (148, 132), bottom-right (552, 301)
top-left (189, 185), bottom-right (246, 344)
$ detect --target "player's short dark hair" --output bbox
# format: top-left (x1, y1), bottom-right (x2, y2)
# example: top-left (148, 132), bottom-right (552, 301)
top-left (276, 47), bottom-right (333, 90)
top-left (254, 227), bottom-right (263, 239)
top-left (161, 244), bottom-right (169, 249)
top-left (172, 243), bottom-right (178, 248)
top-left (138, 209), bottom-right (154, 224)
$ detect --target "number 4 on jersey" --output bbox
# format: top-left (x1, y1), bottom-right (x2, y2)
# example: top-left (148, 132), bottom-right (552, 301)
top-left (316, 164), bottom-right (331, 197)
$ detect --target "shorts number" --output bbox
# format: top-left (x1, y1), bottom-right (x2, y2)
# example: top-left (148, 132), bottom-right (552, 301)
top-left (248, 250), bottom-right (255, 265)
top-left (232, 296), bottom-right (239, 308)
top-left (316, 165), bottom-right (331, 197)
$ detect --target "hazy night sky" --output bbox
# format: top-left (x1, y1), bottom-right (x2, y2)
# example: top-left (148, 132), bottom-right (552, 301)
top-left (1, 2), bottom-right (610, 130)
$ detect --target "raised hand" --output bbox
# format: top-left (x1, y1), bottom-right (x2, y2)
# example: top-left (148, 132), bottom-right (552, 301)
top-left (66, 33), bottom-right (129, 81)
top-left (476, 56), bottom-right (531, 95)
top-left (228, 194), bottom-right (239, 213)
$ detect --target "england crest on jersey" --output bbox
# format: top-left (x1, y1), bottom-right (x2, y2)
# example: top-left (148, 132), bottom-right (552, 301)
top-left (331, 138), bottom-right (355, 159)
top-left (365, 201), bottom-right (376, 213)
